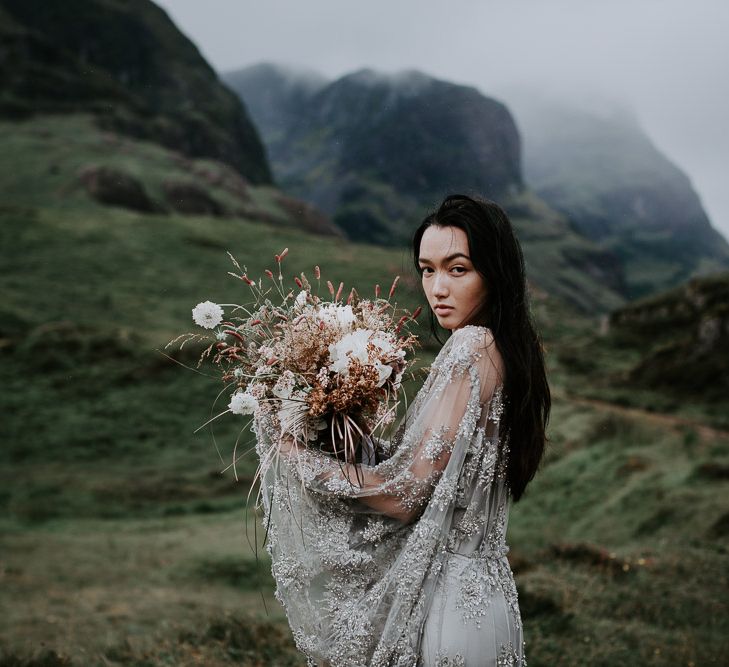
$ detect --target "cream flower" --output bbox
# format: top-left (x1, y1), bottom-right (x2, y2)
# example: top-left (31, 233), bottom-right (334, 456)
top-left (374, 361), bottom-right (393, 387)
top-left (192, 301), bottom-right (224, 329)
top-left (229, 390), bottom-right (258, 415)
top-left (328, 329), bottom-right (373, 375)
top-left (295, 290), bottom-right (308, 308)
top-left (318, 304), bottom-right (356, 332)
top-left (370, 332), bottom-right (396, 355)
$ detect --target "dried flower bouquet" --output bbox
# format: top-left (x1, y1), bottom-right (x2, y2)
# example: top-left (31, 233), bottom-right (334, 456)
top-left (166, 248), bottom-right (422, 486)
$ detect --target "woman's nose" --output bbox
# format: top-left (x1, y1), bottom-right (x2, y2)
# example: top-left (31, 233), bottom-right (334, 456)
top-left (432, 273), bottom-right (449, 297)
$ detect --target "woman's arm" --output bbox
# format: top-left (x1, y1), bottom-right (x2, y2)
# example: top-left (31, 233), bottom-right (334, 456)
top-left (277, 327), bottom-right (504, 523)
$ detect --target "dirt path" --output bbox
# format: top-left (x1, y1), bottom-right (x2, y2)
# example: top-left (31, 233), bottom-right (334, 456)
top-left (561, 392), bottom-right (729, 442)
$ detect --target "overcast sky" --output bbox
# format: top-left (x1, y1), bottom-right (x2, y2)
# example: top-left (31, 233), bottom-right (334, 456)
top-left (156, 0), bottom-right (729, 240)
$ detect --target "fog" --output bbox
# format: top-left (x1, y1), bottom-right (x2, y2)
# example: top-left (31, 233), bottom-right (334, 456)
top-left (155, 0), bottom-right (729, 239)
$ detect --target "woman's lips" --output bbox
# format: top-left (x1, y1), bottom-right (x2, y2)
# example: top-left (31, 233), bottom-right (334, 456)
top-left (434, 305), bottom-right (453, 313)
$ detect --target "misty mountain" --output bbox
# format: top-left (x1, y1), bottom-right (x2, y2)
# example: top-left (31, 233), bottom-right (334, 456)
top-left (0, 0), bottom-right (271, 183)
top-left (223, 64), bottom-right (632, 313)
top-left (222, 62), bottom-right (328, 154)
top-left (503, 91), bottom-right (729, 298)
top-left (224, 64), bottom-right (523, 245)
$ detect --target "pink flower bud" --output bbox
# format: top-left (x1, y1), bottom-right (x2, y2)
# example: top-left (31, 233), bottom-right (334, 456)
top-left (335, 282), bottom-right (344, 301)
top-left (389, 275), bottom-right (400, 298)
top-left (314, 265), bottom-right (321, 279)
top-left (224, 330), bottom-right (246, 342)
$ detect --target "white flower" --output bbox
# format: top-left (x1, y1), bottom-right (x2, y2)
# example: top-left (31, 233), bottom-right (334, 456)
top-left (370, 332), bottom-right (396, 355)
top-left (328, 329), bottom-right (373, 375)
top-left (374, 361), bottom-right (393, 387)
top-left (295, 290), bottom-right (308, 308)
top-left (215, 330), bottom-right (228, 341)
top-left (272, 370), bottom-right (296, 399)
top-left (192, 301), bottom-right (224, 329)
top-left (229, 390), bottom-right (258, 415)
top-left (316, 366), bottom-right (330, 388)
top-left (233, 367), bottom-right (245, 379)
top-left (318, 304), bottom-right (356, 332)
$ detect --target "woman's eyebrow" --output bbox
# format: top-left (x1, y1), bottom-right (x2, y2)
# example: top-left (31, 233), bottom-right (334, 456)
top-left (418, 252), bottom-right (471, 264)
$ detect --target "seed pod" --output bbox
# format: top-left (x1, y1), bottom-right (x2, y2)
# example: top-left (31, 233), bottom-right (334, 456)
top-left (389, 275), bottom-right (400, 298)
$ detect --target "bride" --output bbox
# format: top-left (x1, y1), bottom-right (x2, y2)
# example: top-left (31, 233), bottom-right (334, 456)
top-left (253, 194), bottom-right (551, 666)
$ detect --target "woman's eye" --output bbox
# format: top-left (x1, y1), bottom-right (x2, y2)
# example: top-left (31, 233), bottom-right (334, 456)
top-left (451, 266), bottom-right (466, 274)
top-left (420, 267), bottom-right (433, 274)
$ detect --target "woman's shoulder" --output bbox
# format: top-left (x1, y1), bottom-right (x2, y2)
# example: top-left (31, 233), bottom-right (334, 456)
top-left (444, 325), bottom-right (504, 381)
top-left (438, 325), bottom-right (495, 369)
top-left (450, 324), bottom-right (495, 349)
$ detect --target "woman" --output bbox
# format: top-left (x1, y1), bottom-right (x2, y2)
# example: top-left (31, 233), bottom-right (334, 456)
top-left (254, 194), bottom-right (550, 666)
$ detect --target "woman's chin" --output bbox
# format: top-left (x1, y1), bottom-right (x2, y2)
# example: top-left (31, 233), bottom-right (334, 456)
top-left (435, 314), bottom-right (457, 329)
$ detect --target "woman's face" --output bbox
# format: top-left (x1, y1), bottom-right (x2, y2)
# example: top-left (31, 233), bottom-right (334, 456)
top-left (417, 225), bottom-right (488, 330)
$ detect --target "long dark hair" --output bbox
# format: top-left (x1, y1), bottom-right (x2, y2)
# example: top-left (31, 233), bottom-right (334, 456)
top-left (412, 194), bottom-right (550, 502)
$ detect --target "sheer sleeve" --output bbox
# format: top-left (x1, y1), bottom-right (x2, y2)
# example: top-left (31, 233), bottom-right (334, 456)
top-left (273, 326), bottom-right (505, 523)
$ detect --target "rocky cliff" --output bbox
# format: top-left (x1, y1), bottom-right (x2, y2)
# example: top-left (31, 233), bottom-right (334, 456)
top-left (226, 65), bottom-right (522, 244)
top-left (504, 91), bottom-right (729, 298)
top-left (0, 0), bottom-right (272, 183)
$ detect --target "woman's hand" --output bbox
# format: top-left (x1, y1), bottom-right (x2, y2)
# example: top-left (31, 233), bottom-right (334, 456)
top-left (279, 432), bottom-right (302, 456)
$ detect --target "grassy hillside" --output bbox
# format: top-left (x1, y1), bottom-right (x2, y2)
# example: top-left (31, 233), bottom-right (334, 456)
top-left (1, 113), bottom-right (727, 665)
top-left (554, 272), bottom-right (729, 429)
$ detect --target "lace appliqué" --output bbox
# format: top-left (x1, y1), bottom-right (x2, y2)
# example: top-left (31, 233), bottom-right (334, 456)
top-left (431, 474), bottom-right (459, 512)
top-left (497, 640), bottom-right (526, 666)
top-left (434, 650), bottom-right (466, 666)
top-left (393, 518), bottom-right (440, 606)
top-left (477, 437), bottom-right (500, 489)
top-left (362, 516), bottom-right (389, 544)
top-left (271, 554), bottom-right (306, 593)
top-left (488, 384), bottom-right (505, 423)
top-left (454, 556), bottom-right (499, 627)
top-left (447, 505), bottom-right (484, 551)
top-left (422, 425), bottom-right (454, 462)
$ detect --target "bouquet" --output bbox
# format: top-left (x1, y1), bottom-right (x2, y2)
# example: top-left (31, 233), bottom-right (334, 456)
top-left (166, 248), bottom-right (422, 484)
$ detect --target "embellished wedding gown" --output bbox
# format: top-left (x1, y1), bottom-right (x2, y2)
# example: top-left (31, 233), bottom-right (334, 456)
top-left (254, 325), bottom-right (526, 666)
